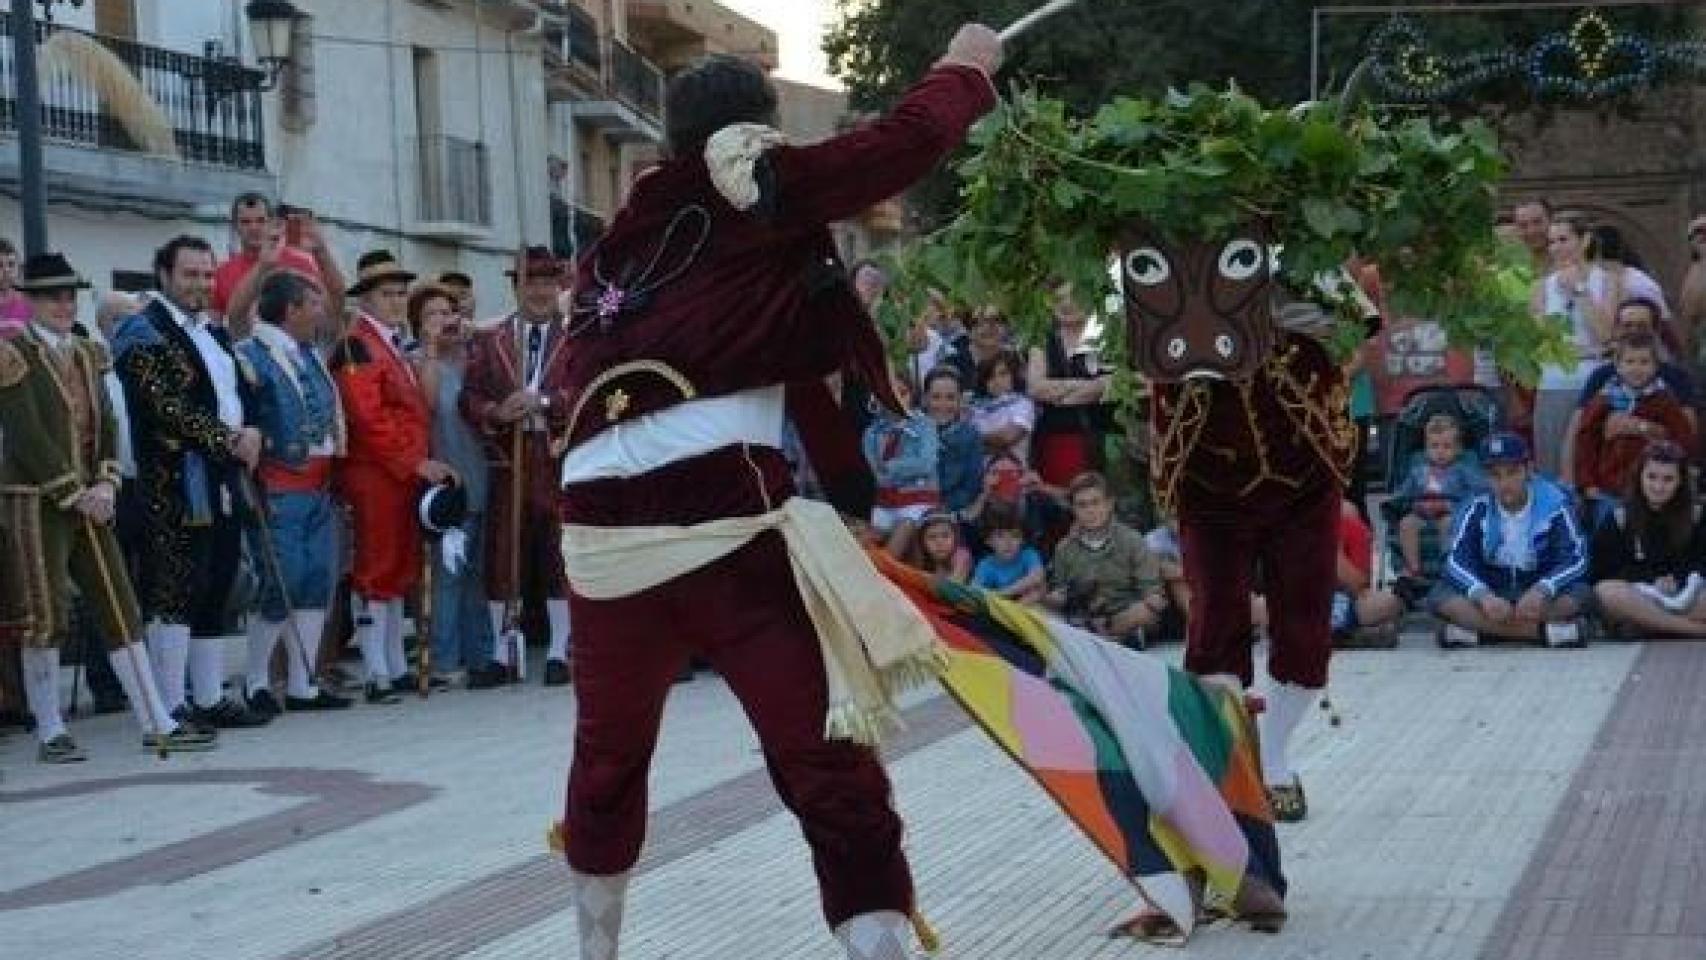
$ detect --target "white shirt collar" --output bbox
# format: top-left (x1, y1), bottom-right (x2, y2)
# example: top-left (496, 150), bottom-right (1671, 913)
top-left (154, 291), bottom-right (208, 330)
top-left (362, 312), bottom-right (407, 352)
top-left (31, 322), bottom-right (69, 350)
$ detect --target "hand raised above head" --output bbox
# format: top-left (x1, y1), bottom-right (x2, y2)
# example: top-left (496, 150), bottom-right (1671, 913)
top-left (939, 23), bottom-right (1004, 76)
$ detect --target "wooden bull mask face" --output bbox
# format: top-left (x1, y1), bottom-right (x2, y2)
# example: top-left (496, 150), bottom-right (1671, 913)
top-left (1121, 225), bottom-right (1275, 383)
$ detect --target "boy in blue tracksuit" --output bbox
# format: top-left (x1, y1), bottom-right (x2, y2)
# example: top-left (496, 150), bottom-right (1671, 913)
top-left (1429, 432), bottom-right (1590, 648)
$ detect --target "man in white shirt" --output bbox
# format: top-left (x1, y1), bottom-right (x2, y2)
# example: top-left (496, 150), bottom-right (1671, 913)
top-left (112, 236), bottom-right (271, 730)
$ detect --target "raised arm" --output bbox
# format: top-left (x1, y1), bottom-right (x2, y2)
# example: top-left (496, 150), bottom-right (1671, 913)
top-left (770, 26), bottom-right (1001, 226)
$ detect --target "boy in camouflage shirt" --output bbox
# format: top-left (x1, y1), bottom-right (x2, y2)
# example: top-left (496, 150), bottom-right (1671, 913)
top-left (1045, 472), bottom-right (1167, 645)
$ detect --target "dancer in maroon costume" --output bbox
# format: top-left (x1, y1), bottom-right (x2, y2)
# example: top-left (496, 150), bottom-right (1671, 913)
top-left (551, 25), bottom-right (1003, 960)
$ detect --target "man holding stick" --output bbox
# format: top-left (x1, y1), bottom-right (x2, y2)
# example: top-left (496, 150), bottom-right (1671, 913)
top-left (460, 246), bottom-right (576, 685)
top-left (236, 271), bottom-right (354, 716)
top-left (0, 253), bottom-right (215, 760)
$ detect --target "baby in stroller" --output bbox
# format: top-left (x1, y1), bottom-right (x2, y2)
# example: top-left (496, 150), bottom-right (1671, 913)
top-left (1394, 413), bottom-right (1486, 596)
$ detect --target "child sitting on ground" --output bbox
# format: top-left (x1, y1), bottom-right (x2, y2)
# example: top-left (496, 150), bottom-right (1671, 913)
top-left (863, 374), bottom-right (940, 559)
top-left (909, 510), bottom-right (973, 583)
top-left (971, 501), bottom-right (1047, 604)
top-left (1573, 331), bottom-right (1696, 502)
top-left (1044, 472), bottom-right (1166, 648)
top-left (1395, 413), bottom-right (1484, 593)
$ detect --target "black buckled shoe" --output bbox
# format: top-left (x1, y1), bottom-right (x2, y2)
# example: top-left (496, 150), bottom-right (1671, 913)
top-left (364, 682), bottom-right (402, 705)
top-left (171, 705), bottom-right (220, 739)
top-left (544, 659), bottom-right (571, 687)
top-left (247, 689), bottom-right (283, 720)
top-left (195, 698), bottom-right (273, 729)
top-left (285, 689), bottom-right (354, 711)
top-left (466, 663), bottom-right (510, 689)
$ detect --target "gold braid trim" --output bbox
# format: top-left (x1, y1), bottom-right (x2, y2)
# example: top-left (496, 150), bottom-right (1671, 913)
top-left (1149, 380), bottom-right (1211, 517)
top-left (1265, 345), bottom-right (1357, 489)
top-left (1149, 344), bottom-right (1355, 514)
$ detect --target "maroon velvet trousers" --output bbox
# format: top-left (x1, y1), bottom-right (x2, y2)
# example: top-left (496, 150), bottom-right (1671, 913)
top-left (1179, 478), bottom-right (1339, 690)
top-left (559, 445), bottom-right (913, 927)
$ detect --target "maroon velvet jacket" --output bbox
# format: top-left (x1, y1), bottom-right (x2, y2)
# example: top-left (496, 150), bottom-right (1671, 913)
top-left (1153, 332), bottom-right (1356, 519)
top-left (558, 65), bottom-right (995, 512)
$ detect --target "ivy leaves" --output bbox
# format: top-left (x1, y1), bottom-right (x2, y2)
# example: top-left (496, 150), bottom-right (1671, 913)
top-left (884, 84), bottom-right (1569, 382)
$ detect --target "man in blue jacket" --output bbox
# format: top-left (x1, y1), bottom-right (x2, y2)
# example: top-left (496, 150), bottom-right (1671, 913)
top-left (1430, 432), bottom-right (1589, 648)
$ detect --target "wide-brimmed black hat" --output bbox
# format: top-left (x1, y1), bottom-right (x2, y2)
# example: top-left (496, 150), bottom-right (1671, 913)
top-left (505, 245), bottom-right (563, 281)
top-left (348, 250), bottom-right (417, 296)
top-left (17, 252), bottom-right (92, 293)
top-left (418, 480), bottom-right (468, 535)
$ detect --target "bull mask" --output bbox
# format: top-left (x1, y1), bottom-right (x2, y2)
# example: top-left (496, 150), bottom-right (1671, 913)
top-left (1121, 224), bottom-right (1275, 383)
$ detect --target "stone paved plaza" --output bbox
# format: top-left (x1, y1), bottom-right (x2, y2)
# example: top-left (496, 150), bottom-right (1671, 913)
top-left (3, 630), bottom-right (1703, 960)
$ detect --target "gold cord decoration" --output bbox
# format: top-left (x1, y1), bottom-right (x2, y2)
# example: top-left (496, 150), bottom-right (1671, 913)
top-left (1149, 344), bottom-right (1357, 514)
top-left (1149, 380), bottom-right (1211, 517)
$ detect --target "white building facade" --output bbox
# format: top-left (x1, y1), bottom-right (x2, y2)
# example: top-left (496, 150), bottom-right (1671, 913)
top-left (1, 0), bottom-right (555, 318)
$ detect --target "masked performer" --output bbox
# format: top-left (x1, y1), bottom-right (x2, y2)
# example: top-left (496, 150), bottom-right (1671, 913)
top-left (1131, 232), bottom-right (1373, 824)
top-left (551, 26), bottom-right (1002, 960)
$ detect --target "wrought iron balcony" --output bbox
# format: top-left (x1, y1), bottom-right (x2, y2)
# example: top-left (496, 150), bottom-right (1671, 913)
top-left (0, 12), bottom-right (266, 172)
top-left (607, 36), bottom-right (662, 121)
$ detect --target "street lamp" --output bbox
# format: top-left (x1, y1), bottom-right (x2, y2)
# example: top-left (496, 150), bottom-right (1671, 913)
top-left (245, 0), bottom-right (299, 90)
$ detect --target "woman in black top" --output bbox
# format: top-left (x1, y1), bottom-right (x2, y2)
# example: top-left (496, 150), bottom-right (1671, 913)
top-left (1590, 442), bottom-right (1706, 637)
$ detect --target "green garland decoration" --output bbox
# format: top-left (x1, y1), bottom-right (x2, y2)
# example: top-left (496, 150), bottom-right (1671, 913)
top-left (879, 84), bottom-right (1571, 399)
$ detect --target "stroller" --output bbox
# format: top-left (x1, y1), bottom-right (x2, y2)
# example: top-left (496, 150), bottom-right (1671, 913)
top-left (1375, 384), bottom-right (1503, 597)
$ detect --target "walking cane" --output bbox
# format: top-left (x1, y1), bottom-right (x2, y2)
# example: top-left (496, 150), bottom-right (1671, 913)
top-left (417, 546), bottom-right (434, 698)
top-left (239, 474), bottom-right (321, 698)
top-left (82, 518), bottom-right (170, 760)
top-left (503, 422), bottom-right (526, 686)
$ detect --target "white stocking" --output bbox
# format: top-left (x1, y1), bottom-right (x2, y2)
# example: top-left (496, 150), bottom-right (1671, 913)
top-left (353, 595), bottom-right (388, 685)
top-left (20, 647), bottom-right (66, 743)
top-left (1258, 680), bottom-right (1317, 786)
top-left (147, 621), bottom-right (191, 712)
top-left (189, 636), bottom-right (226, 708)
top-left (570, 869), bottom-right (628, 960)
top-left (245, 617), bottom-right (285, 694)
top-left (285, 610), bottom-right (326, 699)
top-left (547, 598), bottom-right (571, 662)
top-left (109, 643), bottom-right (176, 735)
top-left (834, 911), bottom-right (914, 960)
top-left (384, 598), bottom-right (409, 681)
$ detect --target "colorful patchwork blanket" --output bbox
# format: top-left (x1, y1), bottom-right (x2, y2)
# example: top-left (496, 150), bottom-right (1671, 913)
top-left (878, 555), bottom-right (1286, 939)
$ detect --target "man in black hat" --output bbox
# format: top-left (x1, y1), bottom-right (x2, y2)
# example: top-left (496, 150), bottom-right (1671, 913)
top-left (0, 253), bottom-right (218, 760)
top-left (112, 236), bottom-right (271, 731)
top-left (460, 245), bottom-right (574, 684)
top-left (333, 250), bottom-right (457, 703)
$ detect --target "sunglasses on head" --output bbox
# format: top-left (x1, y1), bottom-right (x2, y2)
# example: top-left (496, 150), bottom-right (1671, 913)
top-left (1647, 440), bottom-right (1688, 464)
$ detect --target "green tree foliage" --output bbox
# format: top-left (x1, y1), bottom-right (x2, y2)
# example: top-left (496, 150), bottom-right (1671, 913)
top-left (875, 86), bottom-right (1572, 396)
top-left (826, 0), bottom-right (1326, 224)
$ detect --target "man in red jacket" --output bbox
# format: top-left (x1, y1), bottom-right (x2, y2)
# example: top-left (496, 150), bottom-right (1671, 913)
top-left (459, 246), bottom-right (575, 685)
top-left (332, 250), bottom-right (456, 703)
top-left (552, 26), bottom-right (1002, 960)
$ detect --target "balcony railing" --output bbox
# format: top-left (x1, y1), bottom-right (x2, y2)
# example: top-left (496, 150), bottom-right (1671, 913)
top-left (608, 37), bottom-right (663, 121)
top-left (417, 134), bottom-right (492, 228)
top-left (543, 3), bottom-right (602, 78)
top-left (566, 5), bottom-right (602, 76)
top-left (0, 12), bottom-right (266, 171)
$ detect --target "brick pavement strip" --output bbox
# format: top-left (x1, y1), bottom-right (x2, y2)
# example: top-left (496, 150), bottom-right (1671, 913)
top-left (1478, 642), bottom-right (1706, 960)
top-left (0, 768), bottom-right (434, 911)
top-left (279, 696), bottom-right (970, 960)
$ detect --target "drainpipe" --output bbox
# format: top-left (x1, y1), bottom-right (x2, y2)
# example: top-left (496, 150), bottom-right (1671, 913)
top-left (385, 0), bottom-right (406, 236)
top-left (506, 5), bottom-right (545, 249)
